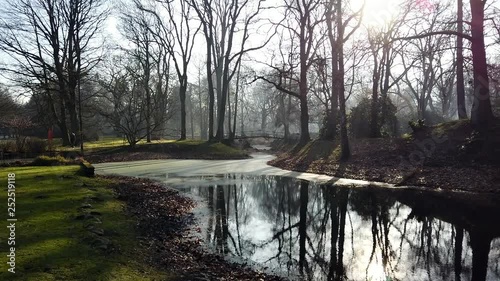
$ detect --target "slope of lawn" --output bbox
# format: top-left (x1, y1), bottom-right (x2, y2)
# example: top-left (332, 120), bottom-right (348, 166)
top-left (0, 166), bottom-right (173, 280)
top-left (82, 139), bottom-right (249, 163)
top-left (54, 137), bottom-right (248, 163)
top-left (54, 136), bottom-right (174, 153)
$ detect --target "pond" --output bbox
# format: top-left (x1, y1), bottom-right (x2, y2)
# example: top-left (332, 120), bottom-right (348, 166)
top-left (171, 174), bottom-right (500, 281)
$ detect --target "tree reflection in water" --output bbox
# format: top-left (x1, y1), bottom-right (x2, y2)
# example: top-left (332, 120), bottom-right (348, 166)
top-left (181, 175), bottom-right (500, 281)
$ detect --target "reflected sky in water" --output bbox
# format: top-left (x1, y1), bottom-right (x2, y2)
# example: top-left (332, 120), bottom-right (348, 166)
top-left (170, 174), bottom-right (500, 281)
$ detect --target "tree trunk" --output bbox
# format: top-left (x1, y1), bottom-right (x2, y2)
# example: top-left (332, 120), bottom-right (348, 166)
top-left (215, 59), bottom-right (224, 140)
top-left (261, 108), bottom-right (267, 132)
top-left (179, 78), bottom-right (187, 140)
top-left (215, 52), bottom-right (231, 141)
top-left (67, 11), bottom-right (79, 139)
top-left (145, 98), bottom-right (151, 142)
top-left (231, 63), bottom-right (242, 140)
top-left (457, 0), bottom-right (467, 119)
top-left (54, 46), bottom-right (70, 146)
top-left (469, 0), bottom-right (493, 129)
top-left (58, 91), bottom-right (70, 146)
top-left (298, 11), bottom-right (310, 144)
top-left (68, 101), bottom-right (79, 135)
top-left (337, 0), bottom-right (350, 161)
top-left (323, 3), bottom-right (338, 140)
top-left (339, 98), bottom-right (350, 161)
top-left (231, 89), bottom-right (238, 140)
top-left (59, 116), bottom-right (70, 146)
top-left (190, 93), bottom-right (194, 139)
top-left (227, 88), bottom-right (232, 139)
top-left (240, 95), bottom-right (245, 136)
top-left (197, 67), bottom-right (207, 140)
top-left (204, 32), bottom-right (215, 141)
top-left (370, 58), bottom-right (380, 138)
top-left (380, 45), bottom-right (392, 131)
top-left (145, 43), bottom-right (152, 143)
top-left (279, 93), bottom-right (290, 140)
top-left (209, 87), bottom-right (215, 140)
top-left (298, 55), bottom-right (310, 143)
top-left (66, 53), bottom-right (79, 138)
top-left (215, 88), bottom-right (227, 140)
top-left (299, 95), bottom-right (310, 144)
top-left (285, 94), bottom-right (291, 139)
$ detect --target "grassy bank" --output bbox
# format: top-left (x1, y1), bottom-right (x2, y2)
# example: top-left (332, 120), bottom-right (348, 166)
top-left (54, 138), bottom-right (249, 163)
top-left (54, 137), bottom-right (173, 153)
top-left (0, 166), bottom-right (172, 280)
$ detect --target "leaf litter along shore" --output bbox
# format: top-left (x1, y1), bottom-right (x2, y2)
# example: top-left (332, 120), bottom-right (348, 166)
top-left (106, 175), bottom-right (285, 281)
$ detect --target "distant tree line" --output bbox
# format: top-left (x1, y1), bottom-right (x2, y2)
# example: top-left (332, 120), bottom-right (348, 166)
top-left (0, 0), bottom-right (499, 156)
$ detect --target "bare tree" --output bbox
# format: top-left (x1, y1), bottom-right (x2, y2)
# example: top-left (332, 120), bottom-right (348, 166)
top-left (394, 0), bottom-right (494, 129)
top-left (435, 52), bottom-right (458, 119)
top-left (469, 0), bottom-right (494, 128)
top-left (229, 63), bottom-right (251, 140)
top-left (136, 0), bottom-right (200, 140)
top-left (400, 2), bottom-right (455, 121)
top-left (120, 2), bottom-right (156, 142)
top-left (98, 57), bottom-right (171, 146)
top-left (190, 0), bottom-right (272, 141)
top-left (366, 1), bottom-right (415, 137)
top-left (150, 32), bottom-right (172, 139)
top-left (456, 0), bottom-right (468, 119)
top-left (4, 115), bottom-right (34, 153)
top-left (256, 0), bottom-right (324, 144)
top-left (330, 0), bottom-right (363, 160)
top-left (0, 87), bottom-right (18, 119)
top-left (0, 0), bottom-right (107, 146)
top-left (189, 0), bottom-right (216, 140)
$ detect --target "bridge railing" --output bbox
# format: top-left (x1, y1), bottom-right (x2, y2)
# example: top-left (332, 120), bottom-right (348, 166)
top-left (234, 130), bottom-right (284, 139)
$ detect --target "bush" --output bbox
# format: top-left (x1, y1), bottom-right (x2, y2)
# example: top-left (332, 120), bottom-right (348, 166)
top-left (319, 111), bottom-right (337, 140)
top-left (0, 140), bottom-right (16, 153)
top-left (401, 133), bottom-right (412, 140)
top-left (25, 137), bottom-right (48, 154)
top-left (31, 155), bottom-right (73, 166)
top-left (349, 96), bottom-right (398, 138)
top-left (409, 119), bottom-right (426, 133)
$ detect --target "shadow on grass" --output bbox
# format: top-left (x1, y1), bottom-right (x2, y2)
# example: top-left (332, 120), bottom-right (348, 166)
top-left (278, 140), bottom-right (338, 172)
top-left (82, 140), bottom-right (249, 163)
top-left (0, 166), bottom-right (172, 280)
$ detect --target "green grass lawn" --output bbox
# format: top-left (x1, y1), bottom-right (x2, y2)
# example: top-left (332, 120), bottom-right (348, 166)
top-left (55, 137), bottom-right (248, 159)
top-left (0, 166), bottom-right (172, 280)
top-left (54, 136), bottom-right (175, 153)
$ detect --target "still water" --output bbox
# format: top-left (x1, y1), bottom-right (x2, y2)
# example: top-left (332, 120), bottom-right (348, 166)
top-left (172, 174), bottom-right (500, 281)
